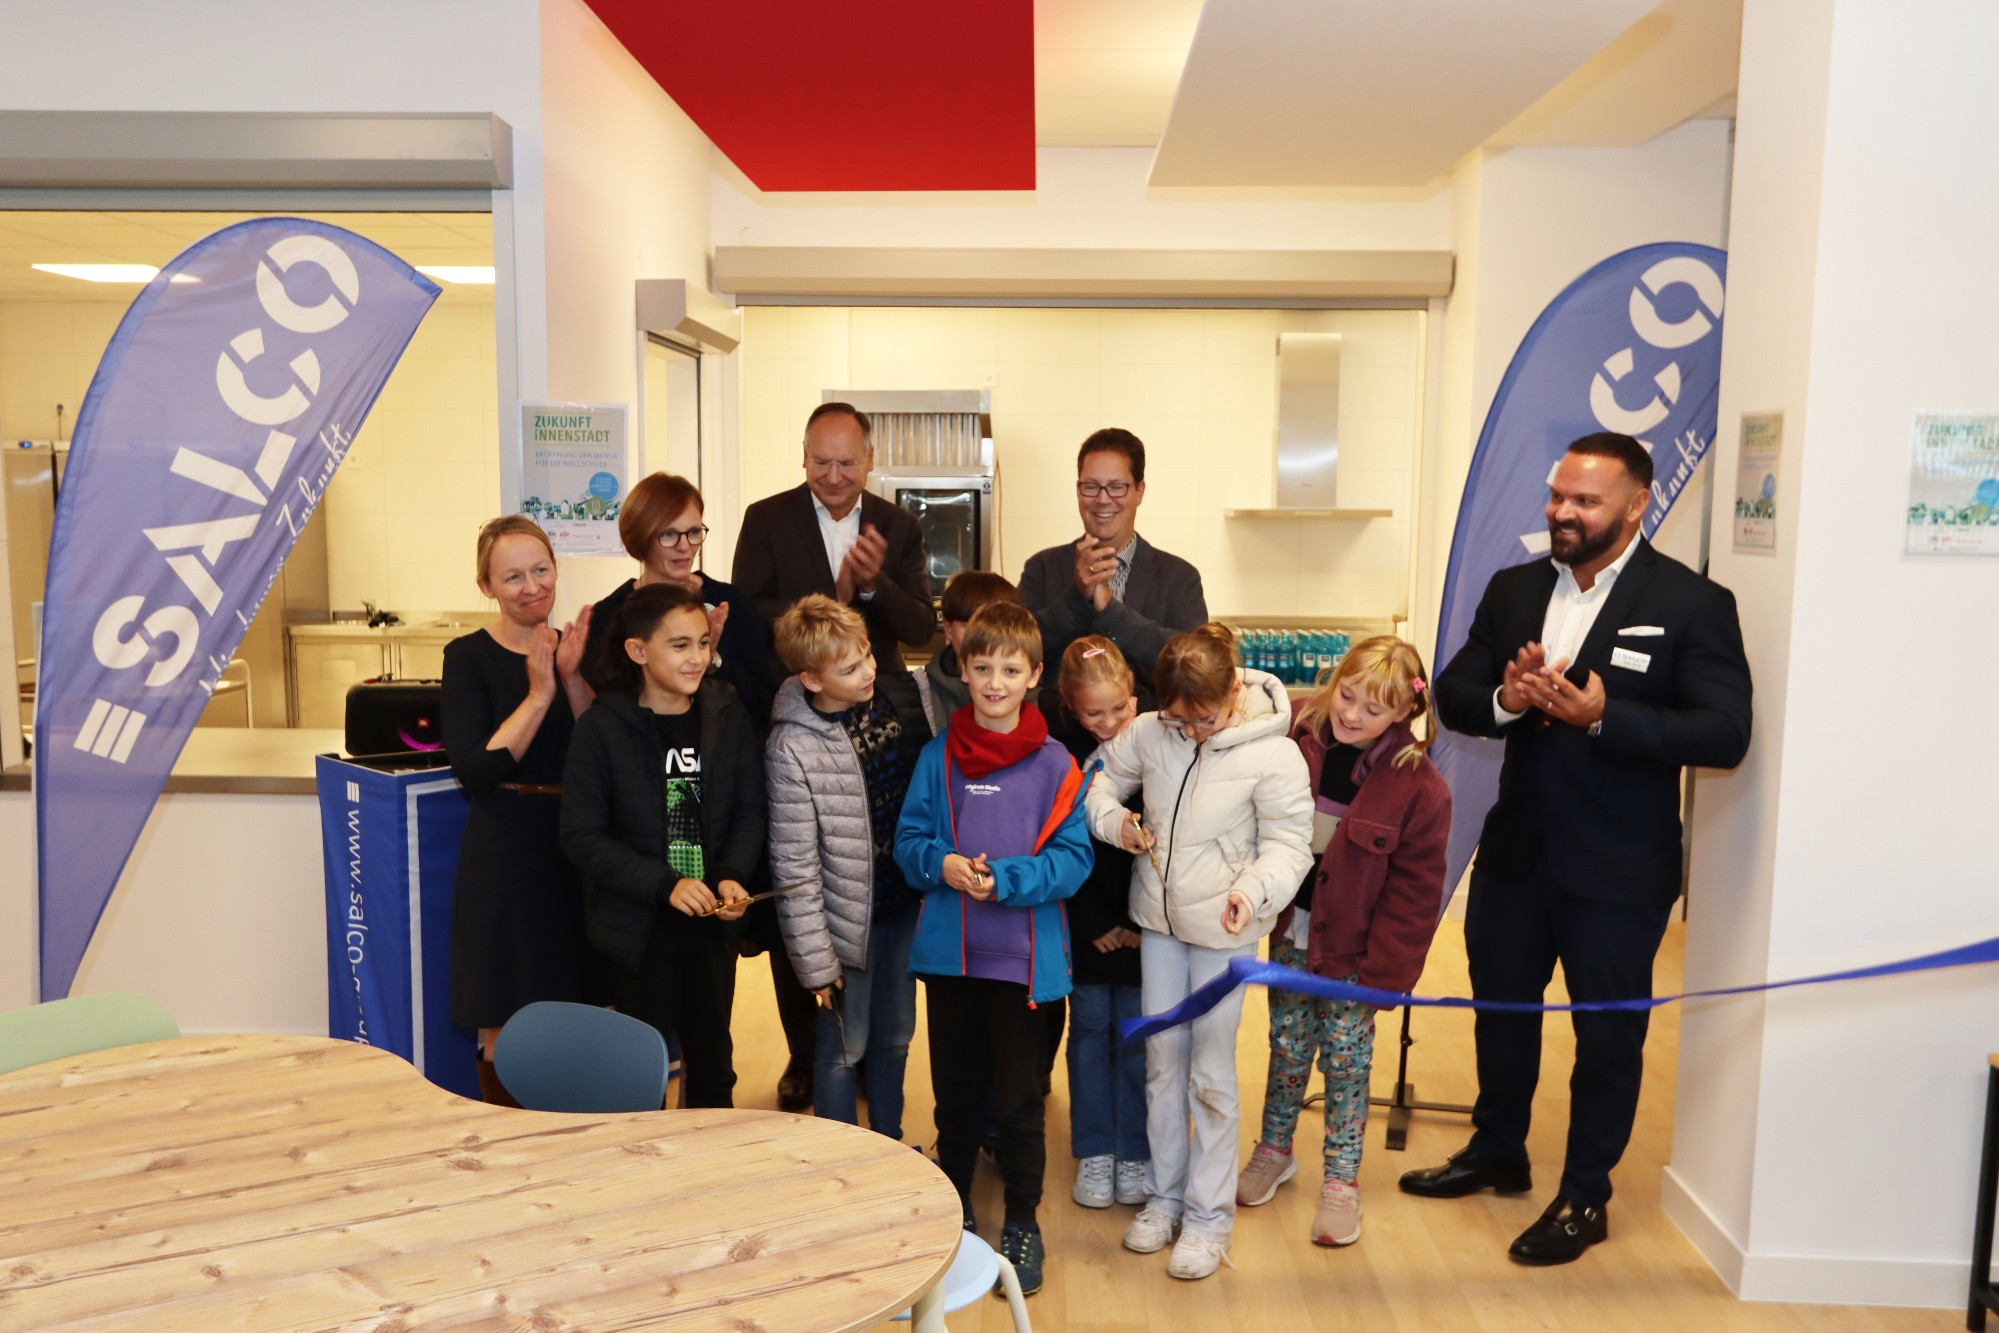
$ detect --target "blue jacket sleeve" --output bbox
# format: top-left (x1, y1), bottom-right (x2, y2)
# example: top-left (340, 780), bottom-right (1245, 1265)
top-left (989, 791), bottom-right (1093, 909)
top-left (894, 739), bottom-right (956, 892)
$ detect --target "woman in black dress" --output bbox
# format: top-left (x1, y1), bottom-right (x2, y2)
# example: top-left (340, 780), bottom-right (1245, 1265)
top-left (443, 514), bottom-right (596, 1102)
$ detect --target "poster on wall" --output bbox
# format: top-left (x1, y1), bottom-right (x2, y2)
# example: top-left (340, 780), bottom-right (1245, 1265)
top-left (1733, 411), bottom-right (1782, 553)
top-left (520, 402), bottom-right (627, 554)
top-left (1905, 411), bottom-right (1999, 556)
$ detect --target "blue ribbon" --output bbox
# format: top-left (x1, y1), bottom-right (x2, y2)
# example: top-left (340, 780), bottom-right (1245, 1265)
top-left (1119, 933), bottom-right (1999, 1044)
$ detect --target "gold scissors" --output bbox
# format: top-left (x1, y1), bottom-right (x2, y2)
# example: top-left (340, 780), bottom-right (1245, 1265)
top-left (696, 881), bottom-right (813, 918)
top-left (1130, 811), bottom-right (1164, 880)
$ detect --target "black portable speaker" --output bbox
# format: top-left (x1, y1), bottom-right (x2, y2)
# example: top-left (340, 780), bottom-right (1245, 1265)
top-left (344, 680), bottom-right (445, 758)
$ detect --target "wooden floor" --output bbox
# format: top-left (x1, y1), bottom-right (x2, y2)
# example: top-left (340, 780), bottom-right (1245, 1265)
top-left (722, 924), bottom-right (1955, 1332)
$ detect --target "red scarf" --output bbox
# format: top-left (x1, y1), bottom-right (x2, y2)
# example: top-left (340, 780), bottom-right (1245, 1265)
top-left (946, 703), bottom-right (1049, 778)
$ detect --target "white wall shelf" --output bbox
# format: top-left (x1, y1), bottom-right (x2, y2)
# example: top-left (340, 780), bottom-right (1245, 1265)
top-left (1223, 506), bottom-right (1393, 519)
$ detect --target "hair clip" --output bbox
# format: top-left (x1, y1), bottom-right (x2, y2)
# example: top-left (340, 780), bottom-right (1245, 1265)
top-left (1411, 676), bottom-right (1427, 693)
top-left (1081, 646), bottom-right (1106, 658)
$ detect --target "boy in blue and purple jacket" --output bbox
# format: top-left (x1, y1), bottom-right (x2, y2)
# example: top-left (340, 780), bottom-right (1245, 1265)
top-left (896, 601), bottom-right (1092, 1298)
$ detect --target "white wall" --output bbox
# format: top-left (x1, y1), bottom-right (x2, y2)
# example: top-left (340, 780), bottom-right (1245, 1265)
top-left (737, 305), bottom-right (1424, 621)
top-left (713, 147), bottom-right (1451, 253)
top-left (323, 292), bottom-right (501, 615)
top-left (0, 790), bottom-right (330, 1027)
top-left (1669, 0), bottom-right (1999, 1306)
top-left (535, 0), bottom-right (720, 622)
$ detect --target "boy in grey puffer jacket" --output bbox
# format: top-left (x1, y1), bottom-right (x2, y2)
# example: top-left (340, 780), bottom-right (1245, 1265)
top-left (767, 595), bottom-right (934, 1140)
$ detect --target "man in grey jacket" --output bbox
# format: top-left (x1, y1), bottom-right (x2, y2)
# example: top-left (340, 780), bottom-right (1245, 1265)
top-left (1019, 428), bottom-right (1208, 712)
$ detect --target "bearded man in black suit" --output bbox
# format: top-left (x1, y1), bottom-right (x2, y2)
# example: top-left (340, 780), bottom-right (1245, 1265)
top-left (1399, 431), bottom-right (1753, 1266)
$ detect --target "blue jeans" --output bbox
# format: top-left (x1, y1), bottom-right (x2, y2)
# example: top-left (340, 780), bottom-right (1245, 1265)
top-left (1067, 983), bottom-right (1148, 1161)
top-left (813, 898), bottom-right (919, 1140)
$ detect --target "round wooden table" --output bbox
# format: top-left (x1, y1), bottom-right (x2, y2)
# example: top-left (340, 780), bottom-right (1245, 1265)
top-left (0, 1034), bottom-right (963, 1331)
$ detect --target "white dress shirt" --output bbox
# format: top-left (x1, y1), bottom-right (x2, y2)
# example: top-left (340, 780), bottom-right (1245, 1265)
top-left (1493, 535), bottom-right (1642, 726)
top-left (812, 494), bottom-right (863, 584)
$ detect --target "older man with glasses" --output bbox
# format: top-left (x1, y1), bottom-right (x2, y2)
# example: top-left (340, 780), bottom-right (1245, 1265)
top-left (734, 402), bottom-right (936, 678)
top-left (1020, 427), bottom-right (1209, 715)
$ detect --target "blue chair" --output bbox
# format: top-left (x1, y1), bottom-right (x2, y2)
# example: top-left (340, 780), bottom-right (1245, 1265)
top-left (0, 992), bottom-right (179, 1077)
top-left (892, 1229), bottom-right (1032, 1332)
top-left (491, 1001), bottom-right (670, 1112)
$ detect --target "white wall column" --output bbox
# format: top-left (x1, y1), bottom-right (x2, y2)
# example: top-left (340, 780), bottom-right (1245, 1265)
top-left (1666, 0), bottom-right (1999, 1306)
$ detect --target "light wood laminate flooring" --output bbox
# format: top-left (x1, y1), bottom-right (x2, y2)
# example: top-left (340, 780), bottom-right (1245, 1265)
top-left (718, 921), bottom-right (1953, 1332)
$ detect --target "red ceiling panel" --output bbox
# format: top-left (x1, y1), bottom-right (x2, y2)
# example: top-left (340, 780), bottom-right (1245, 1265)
top-left (583, 0), bottom-right (1035, 192)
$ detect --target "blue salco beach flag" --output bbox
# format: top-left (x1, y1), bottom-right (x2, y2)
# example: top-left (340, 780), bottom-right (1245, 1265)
top-left (35, 220), bottom-right (439, 1000)
top-left (1432, 243), bottom-right (1727, 903)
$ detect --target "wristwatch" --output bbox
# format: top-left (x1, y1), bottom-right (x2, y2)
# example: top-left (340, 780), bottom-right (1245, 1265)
top-left (1587, 719), bottom-right (1603, 737)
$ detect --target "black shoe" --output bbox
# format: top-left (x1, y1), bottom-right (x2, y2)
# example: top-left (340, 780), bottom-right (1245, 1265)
top-left (775, 1059), bottom-right (812, 1112)
top-left (997, 1222), bottom-right (1044, 1297)
top-left (1398, 1146), bottom-right (1533, 1198)
top-left (1508, 1196), bottom-right (1607, 1265)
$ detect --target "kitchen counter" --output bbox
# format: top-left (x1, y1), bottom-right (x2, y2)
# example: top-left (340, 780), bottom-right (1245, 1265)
top-left (288, 618), bottom-right (491, 639)
top-left (0, 727), bottom-right (349, 795)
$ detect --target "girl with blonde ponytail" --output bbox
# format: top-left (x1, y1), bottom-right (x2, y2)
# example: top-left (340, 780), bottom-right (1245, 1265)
top-left (1235, 635), bottom-right (1453, 1250)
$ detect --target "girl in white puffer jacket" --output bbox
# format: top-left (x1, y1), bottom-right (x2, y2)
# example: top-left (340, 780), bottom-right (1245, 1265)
top-left (1083, 623), bottom-right (1313, 1280)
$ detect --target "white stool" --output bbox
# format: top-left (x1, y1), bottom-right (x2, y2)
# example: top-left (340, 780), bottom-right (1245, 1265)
top-left (893, 1229), bottom-right (1032, 1332)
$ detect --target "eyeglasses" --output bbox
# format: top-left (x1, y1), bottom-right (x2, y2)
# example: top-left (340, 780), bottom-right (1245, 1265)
top-left (809, 457), bottom-right (866, 475)
top-left (655, 525), bottom-right (709, 549)
top-left (1077, 480), bottom-right (1134, 499)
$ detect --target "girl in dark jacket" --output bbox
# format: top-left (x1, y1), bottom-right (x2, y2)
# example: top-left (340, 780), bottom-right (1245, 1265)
top-left (1234, 635), bottom-right (1452, 1249)
top-left (1056, 637), bottom-right (1148, 1212)
top-left (560, 582), bottom-right (767, 1108)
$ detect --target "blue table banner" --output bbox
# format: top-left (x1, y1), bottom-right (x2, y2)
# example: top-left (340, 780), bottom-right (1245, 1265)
top-left (316, 755), bottom-right (477, 1098)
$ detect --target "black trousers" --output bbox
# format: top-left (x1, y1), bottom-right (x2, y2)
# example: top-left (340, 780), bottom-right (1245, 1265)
top-left (1463, 861), bottom-right (1672, 1208)
top-left (598, 942), bottom-right (738, 1110)
top-left (924, 974), bottom-right (1048, 1227)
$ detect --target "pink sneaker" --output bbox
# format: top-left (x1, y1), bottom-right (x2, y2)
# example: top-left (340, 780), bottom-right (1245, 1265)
top-left (1313, 1177), bottom-right (1361, 1246)
top-left (1236, 1142), bottom-right (1297, 1207)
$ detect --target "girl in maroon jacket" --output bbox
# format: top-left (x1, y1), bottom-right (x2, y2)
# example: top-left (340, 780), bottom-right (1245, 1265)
top-left (1233, 635), bottom-right (1452, 1249)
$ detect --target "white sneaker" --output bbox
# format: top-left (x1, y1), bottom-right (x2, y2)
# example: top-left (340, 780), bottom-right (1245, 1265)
top-left (1122, 1206), bottom-right (1180, 1254)
top-left (1114, 1159), bottom-right (1148, 1206)
top-left (1073, 1154), bottom-right (1115, 1208)
top-left (1166, 1230), bottom-right (1234, 1280)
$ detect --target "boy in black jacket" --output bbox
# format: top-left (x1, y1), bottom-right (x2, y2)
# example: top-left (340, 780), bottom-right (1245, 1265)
top-left (561, 582), bottom-right (766, 1108)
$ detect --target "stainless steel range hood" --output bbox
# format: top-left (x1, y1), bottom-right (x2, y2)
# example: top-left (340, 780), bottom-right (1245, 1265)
top-left (1277, 332), bottom-right (1341, 507)
top-left (1224, 332), bottom-right (1391, 520)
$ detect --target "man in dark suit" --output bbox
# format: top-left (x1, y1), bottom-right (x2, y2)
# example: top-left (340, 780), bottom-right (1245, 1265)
top-left (1018, 428), bottom-right (1207, 712)
top-left (730, 401), bottom-right (935, 1114)
top-left (1400, 431), bottom-right (1752, 1265)
top-left (733, 402), bottom-right (936, 677)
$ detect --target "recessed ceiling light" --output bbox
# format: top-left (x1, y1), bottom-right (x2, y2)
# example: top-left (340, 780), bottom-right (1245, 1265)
top-left (416, 266), bottom-right (496, 285)
top-left (33, 263), bottom-right (162, 283)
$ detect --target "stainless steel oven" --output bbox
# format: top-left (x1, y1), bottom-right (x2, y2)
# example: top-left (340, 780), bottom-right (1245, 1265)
top-left (869, 466), bottom-right (995, 607)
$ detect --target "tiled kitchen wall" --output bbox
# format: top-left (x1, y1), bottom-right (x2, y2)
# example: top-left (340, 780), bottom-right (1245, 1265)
top-left (0, 292), bottom-right (500, 619)
top-left (734, 306), bottom-right (1424, 620)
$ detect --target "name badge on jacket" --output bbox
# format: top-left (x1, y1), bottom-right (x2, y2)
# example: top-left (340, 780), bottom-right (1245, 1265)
top-left (1610, 646), bottom-right (1652, 673)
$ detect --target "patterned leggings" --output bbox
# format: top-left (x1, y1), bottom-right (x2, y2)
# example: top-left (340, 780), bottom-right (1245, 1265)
top-left (1257, 938), bottom-right (1376, 1183)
